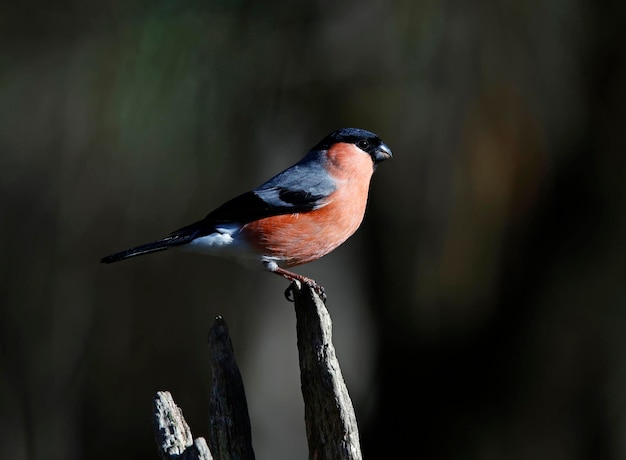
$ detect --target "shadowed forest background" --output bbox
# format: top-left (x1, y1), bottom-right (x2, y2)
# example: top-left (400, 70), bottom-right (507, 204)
top-left (1, 0), bottom-right (625, 459)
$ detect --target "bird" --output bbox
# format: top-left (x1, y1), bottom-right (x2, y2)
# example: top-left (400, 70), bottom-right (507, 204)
top-left (101, 127), bottom-right (392, 302)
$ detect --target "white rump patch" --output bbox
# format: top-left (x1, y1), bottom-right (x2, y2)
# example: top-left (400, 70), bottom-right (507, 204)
top-left (189, 232), bottom-right (235, 248)
top-left (185, 224), bottom-right (241, 254)
top-left (182, 224), bottom-right (264, 267)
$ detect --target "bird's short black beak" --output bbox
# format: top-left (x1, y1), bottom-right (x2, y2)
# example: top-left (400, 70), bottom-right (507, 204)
top-left (373, 143), bottom-right (393, 164)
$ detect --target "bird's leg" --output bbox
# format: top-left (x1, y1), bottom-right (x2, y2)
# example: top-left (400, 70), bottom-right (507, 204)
top-left (263, 260), bottom-right (327, 303)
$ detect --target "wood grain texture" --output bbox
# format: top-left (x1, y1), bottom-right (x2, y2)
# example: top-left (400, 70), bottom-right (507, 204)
top-left (207, 316), bottom-right (255, 460)
top-left (292, 282), bottom-right (363, 460)
top-left (153, 391), bottom-right (213, 460)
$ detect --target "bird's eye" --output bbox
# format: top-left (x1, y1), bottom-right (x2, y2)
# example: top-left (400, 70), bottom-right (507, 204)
top-left (358, 140), bottom-right (369, 149)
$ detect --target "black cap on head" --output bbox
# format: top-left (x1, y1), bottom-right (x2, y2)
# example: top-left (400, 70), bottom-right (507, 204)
top-left (314, 128), bottom-right (393, 164)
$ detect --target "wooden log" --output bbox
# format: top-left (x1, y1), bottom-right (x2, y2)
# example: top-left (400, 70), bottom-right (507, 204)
top-left (152, 288), bottom-right (362, 460)
top-left (207, 316), bottom-right (255, 460)
top-left (153, 390), bottom-right (213, 460)
top-left (291, 282), bottom-right (363, 460)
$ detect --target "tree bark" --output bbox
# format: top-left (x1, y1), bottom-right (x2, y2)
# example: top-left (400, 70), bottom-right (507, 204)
top-left (153, 390), bottom-right (213, 460)
top-left (152, 287), bottom-right (362, 460)
top-left (207, 316), bottom-right (255, 460)
top-left (291, 281), bottom-right (363, 460)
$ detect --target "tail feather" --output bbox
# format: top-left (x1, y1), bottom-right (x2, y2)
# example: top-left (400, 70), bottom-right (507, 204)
top-left (100, 233), bottom-right (195, 264)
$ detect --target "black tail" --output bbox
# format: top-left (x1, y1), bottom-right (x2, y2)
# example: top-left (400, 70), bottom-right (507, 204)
top-left (100, 233), bottom-right (195, 264)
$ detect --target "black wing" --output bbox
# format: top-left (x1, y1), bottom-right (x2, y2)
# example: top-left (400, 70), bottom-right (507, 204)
top-left (173, 152), bottom-right (336, 236)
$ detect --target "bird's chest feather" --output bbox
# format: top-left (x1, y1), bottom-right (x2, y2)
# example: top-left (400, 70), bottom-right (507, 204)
top-left (241, 152), bottom-right (374, 266)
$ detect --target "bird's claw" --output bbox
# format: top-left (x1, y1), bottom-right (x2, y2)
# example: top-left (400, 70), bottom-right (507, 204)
top-left (284, 281), bottom-right (327, 303)
top-left (284, 285), bottom-right (295, 302)
top-left (314, 284), bottom-right (327, 303)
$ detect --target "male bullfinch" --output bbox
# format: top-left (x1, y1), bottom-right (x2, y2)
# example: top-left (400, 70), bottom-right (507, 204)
top-left (101, 127), bottom-right (392, 301)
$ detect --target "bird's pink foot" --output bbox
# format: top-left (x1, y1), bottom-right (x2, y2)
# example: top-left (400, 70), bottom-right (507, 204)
top-left (284, 280), bottom-right (327, 303)
top-left (268, 264), bottom-right (327, 303)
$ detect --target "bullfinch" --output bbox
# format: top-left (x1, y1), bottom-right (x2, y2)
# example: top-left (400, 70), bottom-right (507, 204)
top-left (101, 127), bottom-right (392, 301)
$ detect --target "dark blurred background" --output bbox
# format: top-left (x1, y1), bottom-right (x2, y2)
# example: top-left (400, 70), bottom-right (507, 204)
top-left (1, 0), bottom-right (625, 458)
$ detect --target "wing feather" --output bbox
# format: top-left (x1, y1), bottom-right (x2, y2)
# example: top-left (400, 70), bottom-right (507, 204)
top-left (174, 151), bottom-right (336, 237)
